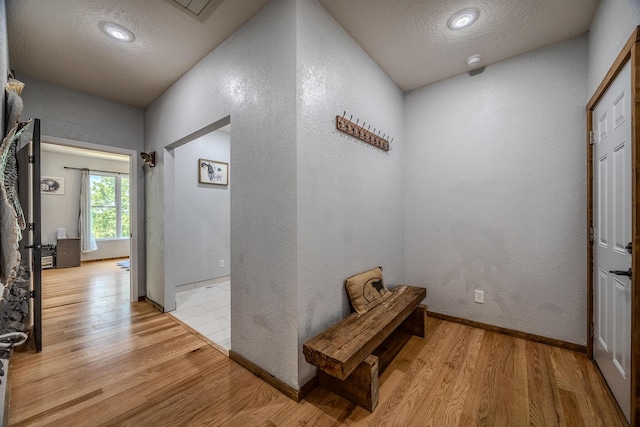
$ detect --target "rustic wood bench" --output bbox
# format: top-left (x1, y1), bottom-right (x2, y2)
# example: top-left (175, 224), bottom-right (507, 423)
top-left (303, 285), bottom-right (427, 411)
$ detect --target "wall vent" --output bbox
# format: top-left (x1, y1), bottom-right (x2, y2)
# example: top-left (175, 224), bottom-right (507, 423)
top-left (166, 0), bottom-right (224, 23)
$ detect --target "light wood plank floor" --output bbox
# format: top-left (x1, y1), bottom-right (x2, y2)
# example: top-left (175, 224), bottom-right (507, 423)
top-left (9, 260), bottom-right (627, 426)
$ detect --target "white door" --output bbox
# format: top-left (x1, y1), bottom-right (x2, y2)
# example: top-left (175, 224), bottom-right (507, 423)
top-left (593, 59), bottom-right (631, 422)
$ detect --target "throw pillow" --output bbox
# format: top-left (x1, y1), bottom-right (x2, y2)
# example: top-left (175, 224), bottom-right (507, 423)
top-left (344, 266), bottom-right (390, 314)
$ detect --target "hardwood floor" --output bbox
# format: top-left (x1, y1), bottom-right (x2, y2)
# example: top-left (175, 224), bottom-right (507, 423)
top-left (9, 260), bottom-right (627, 426)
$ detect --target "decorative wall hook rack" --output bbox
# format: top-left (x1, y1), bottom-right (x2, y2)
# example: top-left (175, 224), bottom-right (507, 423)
top-left (336, 112), bottom-right (391, 152)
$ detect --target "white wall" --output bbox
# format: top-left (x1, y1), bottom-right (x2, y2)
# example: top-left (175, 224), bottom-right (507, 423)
top-left (404, 36), bottom-right (589, 345)
top-left (18, 76), bottom-right (145, 296)
top-left (174, 130), bottom-right (230, 285)
top-left (144, 0), bottom-right (299, 387)
top-left (296, 0), bottom-right (405, 385)
top-left (17, 76), bottom-right (144, 151)
top-left (588, 0), bottom-right (640, 96)
top-left (40, 149), bottom-right (130, 261)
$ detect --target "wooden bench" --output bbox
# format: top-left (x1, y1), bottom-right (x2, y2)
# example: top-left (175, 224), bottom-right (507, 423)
top-left (303, 285), bottom-right (427, 411)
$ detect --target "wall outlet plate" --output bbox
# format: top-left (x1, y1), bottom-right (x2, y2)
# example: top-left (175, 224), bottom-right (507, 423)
top-left (220, 260), bottom-right (225, 268)
top-left (475, 290), bottom-right (484, 304)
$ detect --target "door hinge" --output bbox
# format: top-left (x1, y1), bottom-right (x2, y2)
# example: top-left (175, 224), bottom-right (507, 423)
top-left (589, 130), bottom-right (595, 145)
top-left (27, 223), bottom-right (34, 231)
top-left (589, 227), bottom-right (594, 244)
top-left (29, 290), bottom-right (35, 299)
top-left (28, 155), bottom-right (35, 164)
top-left (590, 323), bottom-right (594, 339)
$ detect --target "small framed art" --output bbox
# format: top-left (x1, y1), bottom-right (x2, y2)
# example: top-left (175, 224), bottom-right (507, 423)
top-left (41, 176), bottom-right (65, 195)
top-left (199, 159), bottom-right (228, 186)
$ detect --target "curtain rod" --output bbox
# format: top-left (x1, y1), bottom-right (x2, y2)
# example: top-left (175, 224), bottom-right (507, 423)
top-left (63, 166), bottom-right (127, 175)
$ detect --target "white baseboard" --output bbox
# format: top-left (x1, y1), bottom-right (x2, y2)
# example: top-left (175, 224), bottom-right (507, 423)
top-left (176, 275), bottom-right (230, 292)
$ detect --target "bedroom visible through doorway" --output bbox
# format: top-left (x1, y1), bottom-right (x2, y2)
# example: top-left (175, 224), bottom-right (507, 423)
top-left (41, 143), bottom-right (131, 265)
top-left (38, 137), bottom-right (140, 304)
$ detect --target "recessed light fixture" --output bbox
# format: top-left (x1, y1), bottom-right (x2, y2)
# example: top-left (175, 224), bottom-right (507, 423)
top-left (101, 23), bottom-right (134, 42)
top-left (447, 8), bottom-right (479, 30)
top-left (466, 54), bottom-right (483, 67)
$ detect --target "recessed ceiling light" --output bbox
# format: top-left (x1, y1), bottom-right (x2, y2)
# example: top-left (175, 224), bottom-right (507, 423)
top-left (466, 54), bottom-right (483, 67)
top-left (447, 9), bottom-right (479, 30)
top-left (101, 23), bottom-right (134, 42)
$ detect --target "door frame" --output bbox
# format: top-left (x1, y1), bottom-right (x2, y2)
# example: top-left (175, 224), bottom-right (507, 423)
top-left (25, 133), bottom-right (140, 302)
top-left (162, 115), bottom-right (230, 312)
top-left (587, 25), bottom-right (640, 425)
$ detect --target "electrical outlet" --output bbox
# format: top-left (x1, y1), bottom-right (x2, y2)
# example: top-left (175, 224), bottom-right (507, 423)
top-left (475, 290), bottom-right (484, 304)
top-left (220, 260), bottom-right (225, 268)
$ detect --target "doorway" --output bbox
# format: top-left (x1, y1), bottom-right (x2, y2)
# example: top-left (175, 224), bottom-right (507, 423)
top-left (37, 135), bottom-right (140, 303)
top-left (587, 28), bottom-right (640, 425)
top-left (165, 117), bottom-right (231, 353)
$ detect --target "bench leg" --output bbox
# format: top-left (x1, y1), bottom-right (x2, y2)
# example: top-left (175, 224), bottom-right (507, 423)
top-left (318, 354), bottom-right (379, 411)
top-left (401, 304), bottom-right (427, 338)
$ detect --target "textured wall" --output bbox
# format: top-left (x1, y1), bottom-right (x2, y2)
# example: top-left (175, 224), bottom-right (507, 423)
top-left (174, 130), bottom-right (230, 285)
top-left (18, 76), bottom-right (145, 297)
top-left (588, 0), bottom-right (640, 96)
top-left (404, 36), bottom-right (588, 345)
top-left (296, 0), bottom-right (405, 385)
top-left (40, 150), bottom-right (130, 260)
top-left (17, 76), bottom-right (143, 151)
top-left (144, 0), bottom-right (299, 387)
top-left (144, 160), bottom-right (163, 305)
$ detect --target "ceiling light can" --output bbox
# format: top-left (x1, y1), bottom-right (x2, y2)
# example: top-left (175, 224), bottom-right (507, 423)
top-left (466, 54), bottom-right (483, 67)
top-left (101, 23), bottom-right (134, 42)
top-left (447, 8), bottom-right (479, 30)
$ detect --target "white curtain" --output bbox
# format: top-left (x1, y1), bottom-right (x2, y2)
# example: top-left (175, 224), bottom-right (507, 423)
top-left (79, 169), bottom-right (97, 253)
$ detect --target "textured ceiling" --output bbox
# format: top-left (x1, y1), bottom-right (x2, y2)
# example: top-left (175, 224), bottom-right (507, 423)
top-left (6, 0), bottom-right (269, 108)
top-left (317, 0), bottom-right (601, 91)
top-left (6, 0), bottom-right (601, 108)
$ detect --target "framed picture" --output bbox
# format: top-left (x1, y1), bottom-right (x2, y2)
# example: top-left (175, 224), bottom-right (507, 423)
top-left (41, 176), bottom-right (65, 195)
top-left (199, 159), bottom-right (228, 186)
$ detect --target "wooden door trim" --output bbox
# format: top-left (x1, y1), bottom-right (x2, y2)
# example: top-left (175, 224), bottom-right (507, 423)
top-left (587, 25), bottom-right (640, 425)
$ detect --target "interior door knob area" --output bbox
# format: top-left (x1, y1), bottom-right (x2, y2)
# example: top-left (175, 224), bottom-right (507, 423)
top-left (609, 268), bottom-right (632, 278)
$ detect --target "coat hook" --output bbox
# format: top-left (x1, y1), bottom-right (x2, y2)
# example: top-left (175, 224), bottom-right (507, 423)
top-left (335, 112), bottom-right (392, 152)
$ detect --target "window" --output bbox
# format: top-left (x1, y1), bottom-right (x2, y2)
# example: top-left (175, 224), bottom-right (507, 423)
top-left (90, 173), bottom-right (130, 239)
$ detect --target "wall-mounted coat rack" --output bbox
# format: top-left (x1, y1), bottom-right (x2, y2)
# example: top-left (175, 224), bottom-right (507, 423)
top-left (336, 112), bottom-right (392, 152)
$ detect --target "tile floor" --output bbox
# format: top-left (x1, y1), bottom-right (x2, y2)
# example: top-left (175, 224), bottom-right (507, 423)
top-left (172, 281), bottom-right (230, 350)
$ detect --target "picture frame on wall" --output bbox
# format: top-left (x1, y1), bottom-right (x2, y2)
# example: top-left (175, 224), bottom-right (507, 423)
top-left (40, 176), bottom-right (65, 195)
top-left (199, 158), bottom-right (228, 186)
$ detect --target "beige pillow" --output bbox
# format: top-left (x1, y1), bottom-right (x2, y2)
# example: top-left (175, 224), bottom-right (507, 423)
top-left (344, 267), bottom-right (390, 314)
